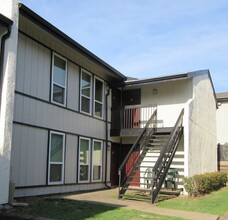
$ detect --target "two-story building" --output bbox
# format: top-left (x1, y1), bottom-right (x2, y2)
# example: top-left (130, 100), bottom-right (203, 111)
top-left (0, 1), bottom-right (218, 204)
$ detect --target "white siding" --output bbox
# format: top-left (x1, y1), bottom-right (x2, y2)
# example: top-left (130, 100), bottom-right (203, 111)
top-left (140, 79), bottom-right (192, 127)
top-left (217, 101), bottom-right (228, 144)
top-left (11, 124), bottom-right (48, 187)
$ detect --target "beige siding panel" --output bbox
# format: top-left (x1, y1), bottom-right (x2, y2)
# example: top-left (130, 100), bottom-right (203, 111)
top-left (16, 33), bottom-right (50, 101)
top-left (67, 62), bottom-right (79, 111)
top-left (16, 34), bottom-right (26, 92)
top-left (65, 134), bottom-right (78, 184)
top-left (11, 124), bottom-right (48, 187)
top-left (14, 94), bottom-right (106, 140)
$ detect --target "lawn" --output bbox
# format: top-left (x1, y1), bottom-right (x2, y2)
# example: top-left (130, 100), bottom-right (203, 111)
top-left (157, 185), bottom-right (228, 216)
top-left (6, 197), bottom-right (185, 220)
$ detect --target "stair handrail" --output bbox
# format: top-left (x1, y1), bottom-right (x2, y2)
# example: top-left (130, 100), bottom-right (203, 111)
top-left (118, 108), bottom-right (157, 192)
top-left (118, 108), bottom-right (157, 174)
top-left (152, 108), bottom-right (184, 173)
top-left (151, 108), bottom-right (184, 203)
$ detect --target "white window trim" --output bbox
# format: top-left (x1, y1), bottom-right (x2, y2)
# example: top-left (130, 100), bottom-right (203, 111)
top-left (48, 131), bottom-right (65, 185)
top-left (93, 76), bottom-right (104, 119)
top-left (78, 137), bottom-right (91, 183)
top-left (80, 69), bottom-right (92, 115)
top-left (51, 52), bottom-right (67, 107)
top-left (92, 140), bottom-right (103, 182)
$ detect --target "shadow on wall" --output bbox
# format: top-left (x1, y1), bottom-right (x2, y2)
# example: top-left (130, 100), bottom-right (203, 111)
top-left (218, 144), bottom-right (228, 173)
top-left (0, 152), bottom-right (11, 204)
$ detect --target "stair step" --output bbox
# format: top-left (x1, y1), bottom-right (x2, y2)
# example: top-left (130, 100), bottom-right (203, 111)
top-left (121, 194), bottom-right (151, 200)
top-left (136, 165), bottom-right (154, 168)
top-left (123, 187), bottom-right (152, 192)
top-left (126, 181), bottom-right (153, 185)
top-left (147, 142), bottom-right (164, 145)
top-left (160, 188), bottom-right (182, 196)
top-left (152, 134), bottom-right (170, 138)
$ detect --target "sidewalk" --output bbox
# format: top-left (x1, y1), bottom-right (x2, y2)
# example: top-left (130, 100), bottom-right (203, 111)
top-left (60, 188), bottom-right (220, 220)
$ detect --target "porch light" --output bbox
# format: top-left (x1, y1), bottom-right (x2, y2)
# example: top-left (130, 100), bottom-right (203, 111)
top-left (153, 88), bottom-right (158, 95)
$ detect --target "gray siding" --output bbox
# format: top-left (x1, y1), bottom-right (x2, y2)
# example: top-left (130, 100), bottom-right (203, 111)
top-left (14, 93), bottom-right (106, 140)
top-left (11, 124), bottom-right (48, 187)
top-left (67, 62), bottom-right (80, 111)
top-left (12, 20), bottom-right (111, 193)
top-left (16, 33), bottom-right (51, 101)
top-left (65, 134), bottom-right (78, 184)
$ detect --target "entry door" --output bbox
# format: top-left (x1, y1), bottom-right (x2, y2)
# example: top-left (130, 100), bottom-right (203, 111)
top-left (122, 145), bottom-right (140, 186)
top-left (111, 144), bottom-right (140, 186)
top-left (111, 143), bottom-right (120, 186)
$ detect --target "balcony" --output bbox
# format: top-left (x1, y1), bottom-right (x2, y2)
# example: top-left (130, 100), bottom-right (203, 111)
top-left (111, 104), bottom-right (159, 136)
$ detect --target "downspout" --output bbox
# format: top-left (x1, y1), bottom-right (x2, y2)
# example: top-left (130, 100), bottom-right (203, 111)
top-left (105, 85), bottom-right (111, 189)
top-left (0, 22), bottom-right (13, 109)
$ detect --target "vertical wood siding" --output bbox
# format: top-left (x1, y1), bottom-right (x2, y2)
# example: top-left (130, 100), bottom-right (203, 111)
top-left (14, 94), bottom-right (106, 139)
top-left (11, 124), bottom-right (48, 187)
top-left (65, 134), bottom-right (78, 184)
top-left (16, 33), bottom-right (51, 101)
top-left (67, 62), bottom-right (80, 111)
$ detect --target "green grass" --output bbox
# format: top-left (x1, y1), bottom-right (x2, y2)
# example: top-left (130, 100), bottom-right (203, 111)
top-left (10, 197), bottom-right (185, 220)
top-left (157, 185), bottom-right (228, 216)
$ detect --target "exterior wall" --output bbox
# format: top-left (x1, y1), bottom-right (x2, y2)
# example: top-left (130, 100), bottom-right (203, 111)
top-left (188, 72), bottom-right (217, 177)
top-left (217, 100), bottom-right (228, 144)
top-left (0, 0), bottom-right (18, 204)
top-left (11, 14), bottom-right (113, 197)
top-left (140, 78), bottom-right (192, 127)
top-left (121, 79), bottom-right (193, 189)
top-left (140, 137), bottom-right (184, 189)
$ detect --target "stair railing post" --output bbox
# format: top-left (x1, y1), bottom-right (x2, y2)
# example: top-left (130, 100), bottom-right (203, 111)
top-left (118, 169), bottom-right (121, 199)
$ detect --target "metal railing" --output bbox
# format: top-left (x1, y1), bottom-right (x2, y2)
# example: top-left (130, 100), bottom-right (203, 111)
top-left (151, 108), bottom-right (184, 203)
top-left (111, 104), bottom-right (157, 131)
top-left (118, 108), bottom-right (157, 198)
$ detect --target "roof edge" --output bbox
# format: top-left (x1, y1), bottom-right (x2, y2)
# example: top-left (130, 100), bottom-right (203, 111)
top-left (125, 73), bottom-right (188, 87)
top-left (0, 13), bottom-right (13, 26)
top-left (18, 3), bottom-right (126, 81)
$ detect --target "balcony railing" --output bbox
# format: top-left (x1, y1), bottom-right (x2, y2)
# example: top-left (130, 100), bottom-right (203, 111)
top-left (111, 104), bottom-right (157, 135)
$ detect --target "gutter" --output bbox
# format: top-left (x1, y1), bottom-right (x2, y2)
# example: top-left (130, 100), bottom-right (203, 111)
top-left (104, 85), bottom-right (111, 189)
top-left (0, 14), bottom-right (13, 107)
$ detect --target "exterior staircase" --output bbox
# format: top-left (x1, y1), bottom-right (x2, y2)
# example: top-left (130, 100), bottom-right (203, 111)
top-left (118, 109), bottom-right (184, 203)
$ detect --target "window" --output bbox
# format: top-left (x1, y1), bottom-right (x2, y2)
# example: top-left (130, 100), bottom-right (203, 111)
top-left (94, 77), bottom-right (104, 118)
top-left (80, 70), bottom-right (92, 114)
top-left (92, 140), bottom-right (103, 181)
top-left (51, 53), bottom-right (67, 105)
top-left (48, 131), bottom-right (65, 184)
top-left (78, 137), bottom-right (103, 183)
top-left (80, 70), bottom-right (105, 118)
top-left (79, 137), bottom-right (90, 182)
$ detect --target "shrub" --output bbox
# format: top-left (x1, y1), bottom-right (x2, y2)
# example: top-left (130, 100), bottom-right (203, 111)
top-left (183, 172), bottom-right (227, 197)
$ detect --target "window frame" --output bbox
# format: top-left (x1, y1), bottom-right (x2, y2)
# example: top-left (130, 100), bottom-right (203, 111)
top-left (48, 131), bottom-right (65, 185)
top-left (93, 76), bottom-right (104, 119)
top-left (51, 52), bottom-right (67, 106)
top-left (92, 140), bottom-right (103, 182)
top-left (78, 137), bottom-right (91, 183)
top-left (80, 69), bottom-right (92, 115)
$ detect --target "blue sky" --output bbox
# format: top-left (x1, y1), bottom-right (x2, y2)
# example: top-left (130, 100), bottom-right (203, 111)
top-left (20, 0), bottom-right (228, 92)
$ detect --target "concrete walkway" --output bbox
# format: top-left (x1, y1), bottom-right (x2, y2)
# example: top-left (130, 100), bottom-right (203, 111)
top-left (60, 188), bottom-right (220, 220)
